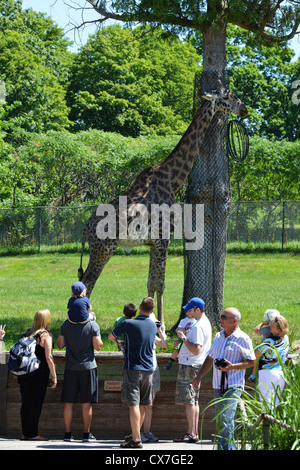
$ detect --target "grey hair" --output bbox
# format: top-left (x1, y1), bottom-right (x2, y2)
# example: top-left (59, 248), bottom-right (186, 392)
top-left (225, 307), bottom-right (241, 322)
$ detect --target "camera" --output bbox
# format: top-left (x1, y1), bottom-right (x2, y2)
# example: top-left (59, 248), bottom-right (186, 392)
top-left (214, 358), bottom-right (228, 368)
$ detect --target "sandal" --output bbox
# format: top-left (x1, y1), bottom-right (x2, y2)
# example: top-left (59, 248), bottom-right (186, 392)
top-left (189, 433), bottom-right (199, 443)
top-left (173, 433), bottom-right (193, 443)
top-left (120, 439), bottom-right (143, 448)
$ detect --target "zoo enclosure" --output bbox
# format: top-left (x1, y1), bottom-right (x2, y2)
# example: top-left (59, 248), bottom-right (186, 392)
top-left (0, 200), bottom-right (299, 252)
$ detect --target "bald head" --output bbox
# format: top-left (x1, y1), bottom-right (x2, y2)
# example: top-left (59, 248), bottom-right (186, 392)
top-left (223, 307), bottom-right (241, 322)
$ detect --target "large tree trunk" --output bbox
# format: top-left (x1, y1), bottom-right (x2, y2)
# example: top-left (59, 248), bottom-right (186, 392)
top-left (182, 21), bottom-right (229, 328)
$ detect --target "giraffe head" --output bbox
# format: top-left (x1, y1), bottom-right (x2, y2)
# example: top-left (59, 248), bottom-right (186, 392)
top-left (202, 87), bottom-right (248, 118)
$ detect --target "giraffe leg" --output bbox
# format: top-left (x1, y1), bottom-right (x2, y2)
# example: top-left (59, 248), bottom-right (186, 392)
top-left (147, 244), bottom-right (156, 299)
top-left (147, 240), bottom-right (170, 324)
top-left (81, 240), bottom-right (118, 298)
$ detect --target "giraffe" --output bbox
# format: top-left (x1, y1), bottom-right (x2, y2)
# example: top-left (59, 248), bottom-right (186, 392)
top-left (78, 86), bottom-right (248, 323)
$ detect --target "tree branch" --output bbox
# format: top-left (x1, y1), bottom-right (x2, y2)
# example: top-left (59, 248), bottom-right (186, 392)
top-left (227, 0), bottom-right (300, 43)
top-left (84, 0), bottom-right (204, 29)
top-left (67, 1), bottom-right (300, 44)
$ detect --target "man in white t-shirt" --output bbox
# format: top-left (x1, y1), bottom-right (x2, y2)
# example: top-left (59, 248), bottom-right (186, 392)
top-left (173, 297), bottom-right (212, 443)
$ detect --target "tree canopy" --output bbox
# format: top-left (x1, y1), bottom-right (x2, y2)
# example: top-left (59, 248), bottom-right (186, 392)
top-left (83, 0), bottom-right (299, 43)
top-left (0, 0), bottom-right (298, 209)
top-left (0, 0), bottom-right (72, 143)
top-left (67, 24), bottom-right (200, 136)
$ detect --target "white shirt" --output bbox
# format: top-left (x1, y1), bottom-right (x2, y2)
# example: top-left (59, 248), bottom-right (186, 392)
top-left (178, 316), bottom-right (197, 331)
top-left (178, 315), bottom-right (212, 366)
top-left (208, 327), bottom-right (255, 390)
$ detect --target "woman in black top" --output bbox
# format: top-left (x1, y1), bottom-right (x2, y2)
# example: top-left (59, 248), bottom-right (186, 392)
top-left (19, 309), bottom-right (57, 440)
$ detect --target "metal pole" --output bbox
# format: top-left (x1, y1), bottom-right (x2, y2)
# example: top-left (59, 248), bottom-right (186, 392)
top-left (281, 201), bottom-right (285, 252)
top-left (38, 207), bottom-right (42, 253)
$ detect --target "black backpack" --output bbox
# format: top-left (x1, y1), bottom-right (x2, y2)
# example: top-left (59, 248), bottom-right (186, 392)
top-left (8, 335), bottom-right (40, 376)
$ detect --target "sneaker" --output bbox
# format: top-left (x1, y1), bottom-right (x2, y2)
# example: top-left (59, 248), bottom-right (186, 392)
top-left (82, 432), bottom-right (96, 442)
top-left (140, 433), bottom-right (149, 443)
top-left (64, 432), bottom-right (74, 442)
top-left (143, 431), bottom-right (159, 442)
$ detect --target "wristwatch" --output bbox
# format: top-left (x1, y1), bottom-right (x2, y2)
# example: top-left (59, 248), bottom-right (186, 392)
top-left (182, 336), bottom-right (187, 342)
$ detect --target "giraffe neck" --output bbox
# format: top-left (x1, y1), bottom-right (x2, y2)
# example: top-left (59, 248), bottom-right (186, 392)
top-left (161, 100), bottom-right (215, 195)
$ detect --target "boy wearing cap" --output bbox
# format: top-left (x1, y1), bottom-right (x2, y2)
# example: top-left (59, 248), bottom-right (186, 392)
top-left (174, 297), bottom-right (212, 444)
top-left (67, 281), bottom-right (96, 324)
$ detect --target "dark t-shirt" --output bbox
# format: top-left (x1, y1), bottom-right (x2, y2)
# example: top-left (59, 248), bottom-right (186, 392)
top-left (60, 320), bottom-right (100, 370)
top-left (112, 315), bottom-right (157, 371)
top-left (67, 296), bottom-right (91, 322)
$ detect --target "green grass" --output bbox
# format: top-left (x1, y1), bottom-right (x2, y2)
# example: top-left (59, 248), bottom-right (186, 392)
top-left (0, 251), bottom-right (299, 351)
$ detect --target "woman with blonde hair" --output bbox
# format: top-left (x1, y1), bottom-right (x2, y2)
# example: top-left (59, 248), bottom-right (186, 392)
top-left (255, 315), bottom-right (289, 410)
top-left (19, 309), bottom-right (57, 440)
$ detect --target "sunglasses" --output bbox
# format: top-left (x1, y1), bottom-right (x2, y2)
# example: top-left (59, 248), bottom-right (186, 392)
top-left (220, 314), bottom-right (234, 320)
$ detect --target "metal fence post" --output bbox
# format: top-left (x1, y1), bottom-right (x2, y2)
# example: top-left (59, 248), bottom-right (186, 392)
top-left (281, 201), bottom-right (286, 253)
top-left (38, 207), bottom-right (42, 253)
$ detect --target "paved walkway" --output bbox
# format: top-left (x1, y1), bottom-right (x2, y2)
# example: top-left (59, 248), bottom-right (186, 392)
top-left (0, 436), bottom-right (215, 451)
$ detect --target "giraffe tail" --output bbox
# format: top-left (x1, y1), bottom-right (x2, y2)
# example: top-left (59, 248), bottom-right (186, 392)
top-left (78, 225), bottom-right (87, 281)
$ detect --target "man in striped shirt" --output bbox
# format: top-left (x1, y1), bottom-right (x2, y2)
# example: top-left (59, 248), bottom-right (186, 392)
top-left (193, 307), bottom-right (255, 450)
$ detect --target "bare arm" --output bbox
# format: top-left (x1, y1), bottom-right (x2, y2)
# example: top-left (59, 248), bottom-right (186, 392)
top-left (56, 334), bottom-right (65, 350)
top-left (108, 332), bottom-right (117, 343)
top-left (253, 322), bottom-right (268, 335)
top-left (93, 335), bottom-right (103, 351)
top-left (155, 326), bottom-right (168, 349)
top-left (41, 333), bottom-right (57, 389)
top-left (0, 324), bottom-right (5, 351)
top-left (219, 358), bottom-right (256, 373)
top-left (192, 355), bottom-right (214, 389)
top-left (176, 329), bottom-right (202, 356)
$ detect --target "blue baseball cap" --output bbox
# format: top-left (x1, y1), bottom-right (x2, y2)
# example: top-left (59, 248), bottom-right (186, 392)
top-left (72, 281), bottom-right (86, 295)
top-left (183, 297), bottom-right (205, 312)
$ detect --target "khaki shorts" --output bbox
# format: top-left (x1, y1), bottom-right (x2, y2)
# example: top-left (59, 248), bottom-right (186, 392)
top-left (175, 364), bottom-right (201, 406)
top-left (121, 369), bottom-right (154, 407)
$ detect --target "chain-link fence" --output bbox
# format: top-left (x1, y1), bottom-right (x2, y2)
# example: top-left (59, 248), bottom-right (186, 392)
top-left (0, 201), bottom-right (299, 252)
top-left (0, 205), bottom-right (97, 251)
top-left (228, 200), bottom-right (300, 248)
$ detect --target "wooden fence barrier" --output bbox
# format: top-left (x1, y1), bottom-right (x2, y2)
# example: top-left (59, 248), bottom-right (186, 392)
top-left (0, 351), bottom-right (215, 439)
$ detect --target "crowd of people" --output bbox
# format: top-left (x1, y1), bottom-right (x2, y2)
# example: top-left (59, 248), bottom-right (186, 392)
top-left (2, 282), bottom-right (291, 450)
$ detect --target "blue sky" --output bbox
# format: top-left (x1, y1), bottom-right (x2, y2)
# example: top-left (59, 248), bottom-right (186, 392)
top-left (22, 0), bottom-right (101, 51)
top-left (22, 0), bottom-right (300, 58)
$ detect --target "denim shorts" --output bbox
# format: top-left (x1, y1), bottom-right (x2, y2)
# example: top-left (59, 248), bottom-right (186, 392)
top-left (175, 364), bottom-right (201, 405)
top-left (121, 369), bottom-right (154, 407)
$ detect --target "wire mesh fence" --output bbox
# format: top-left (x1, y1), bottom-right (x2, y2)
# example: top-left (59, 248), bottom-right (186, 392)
top-left (227, 200), bottom-right (300, 248)
top-left (0, 201), bottom-right (299, 253)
